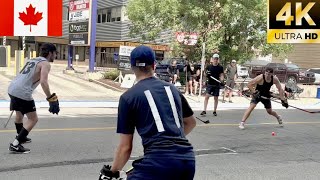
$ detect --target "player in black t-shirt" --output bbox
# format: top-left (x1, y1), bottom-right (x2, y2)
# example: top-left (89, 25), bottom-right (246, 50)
top-left (200, 54), bottom-right (224, 117)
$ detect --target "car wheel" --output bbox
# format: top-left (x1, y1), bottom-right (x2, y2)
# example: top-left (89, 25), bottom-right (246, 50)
top-left (287, 76), bottom-right (297, 84)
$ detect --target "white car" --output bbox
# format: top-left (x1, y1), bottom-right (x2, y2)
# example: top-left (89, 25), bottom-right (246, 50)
top-left (237, 65), bottom-right (249, 78)
top-left (307, 68), bottom-right (320, 84)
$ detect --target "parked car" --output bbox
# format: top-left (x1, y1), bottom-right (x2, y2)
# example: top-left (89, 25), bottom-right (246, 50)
top-left (249, 63), bottom-right (315, 84)
top-left (307, 68), bottom-right (320, 84)
top-left (237, 65), bottom-right (249, 78)
top-left (155, 58), bottom-right (187, 83)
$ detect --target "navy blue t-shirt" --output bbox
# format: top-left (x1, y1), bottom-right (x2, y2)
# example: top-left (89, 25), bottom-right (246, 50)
top-left (117, 77), bottom-right (195, 160)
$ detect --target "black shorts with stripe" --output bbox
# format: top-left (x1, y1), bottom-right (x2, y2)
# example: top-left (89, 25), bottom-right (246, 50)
top-left (9, 94), bottom-right (36, 115)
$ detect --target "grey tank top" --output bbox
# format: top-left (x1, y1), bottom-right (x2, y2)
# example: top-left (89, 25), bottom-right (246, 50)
top-left (8, 57), bottom-right (47, 100)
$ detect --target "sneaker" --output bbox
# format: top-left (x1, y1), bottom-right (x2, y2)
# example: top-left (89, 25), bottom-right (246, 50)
top-left (200, 111), bottom-right (206, 116)
top-left (277, 116), bottom-right (283, 127)
top-left (9, 143), bottom-right (30, 154)
top-left (239, 122), bottom-right (245, 129)
top-left (229, 100), bottom-right (233, 103)
top-left (16, 136), bottom-right (32, 144)
top-left (222, 100), bottom-right (226, 103)
top-left (213, 112), bottom-right (217, 116)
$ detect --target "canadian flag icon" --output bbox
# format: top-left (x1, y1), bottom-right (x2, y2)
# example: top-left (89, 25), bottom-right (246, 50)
top-left (0, 0), bottom-right (62, 36)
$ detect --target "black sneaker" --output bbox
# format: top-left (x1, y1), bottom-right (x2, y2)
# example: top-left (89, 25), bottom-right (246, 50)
top-left (222, 100), bottom-right (226, 103)
top-left (16, 136), bottom-right (32, 144)
top-left (213, 112), bottom-right (217, 116)
top-left (200, 111), bottom-right (206, 116)
top-left (9, 143), bottom-right (30, 154)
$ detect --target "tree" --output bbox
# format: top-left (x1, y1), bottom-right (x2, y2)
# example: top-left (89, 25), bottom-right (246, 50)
top-left (126, 0), bottom-right (293, 65)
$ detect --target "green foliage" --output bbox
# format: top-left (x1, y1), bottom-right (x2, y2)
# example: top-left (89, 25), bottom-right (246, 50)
top-left (126, 0), bottom-right (293, 66)
top-left (103, 69), bottom-right (120, 80)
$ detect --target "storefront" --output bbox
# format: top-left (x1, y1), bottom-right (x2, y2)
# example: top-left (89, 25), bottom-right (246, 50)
top-left (95, 41), bottom-right (168, 68)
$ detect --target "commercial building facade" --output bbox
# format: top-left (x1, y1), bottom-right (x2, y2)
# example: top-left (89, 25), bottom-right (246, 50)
top-left (0, 0), bottom-right (171, 68)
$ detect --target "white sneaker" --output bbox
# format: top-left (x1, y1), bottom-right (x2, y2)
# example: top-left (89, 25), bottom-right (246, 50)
top-left (277, 115), bottom-right (283, 127)
top-left (239, 122), bottom-right (245, 129)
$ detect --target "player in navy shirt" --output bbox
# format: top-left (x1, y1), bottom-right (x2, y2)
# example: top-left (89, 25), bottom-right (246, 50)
top-left (99, 45), bottom-right (196, 180)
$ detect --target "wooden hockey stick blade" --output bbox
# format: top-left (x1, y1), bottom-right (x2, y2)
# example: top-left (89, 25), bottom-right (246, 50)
top-left (196, 117), bottom-right (210, 124)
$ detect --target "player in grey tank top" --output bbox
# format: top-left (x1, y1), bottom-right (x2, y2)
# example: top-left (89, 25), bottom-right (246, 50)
top-left (8, 57), bottom-right (47, 101)
top-left (8, 43), bottom-right (60, 154)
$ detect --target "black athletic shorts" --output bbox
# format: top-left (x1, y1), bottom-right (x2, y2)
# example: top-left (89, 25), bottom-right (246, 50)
top-left (9, 94), bottom-right (36, 115)
top-left (251, 97), bottom-right (271, 109)
top-left (206, 85), bottom-right (220, 96)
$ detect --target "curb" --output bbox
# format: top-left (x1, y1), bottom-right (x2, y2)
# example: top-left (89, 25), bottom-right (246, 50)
top-left (62, 70), bottom-right (124, 93)
top-left (88, 79), bottom-right (124, 92)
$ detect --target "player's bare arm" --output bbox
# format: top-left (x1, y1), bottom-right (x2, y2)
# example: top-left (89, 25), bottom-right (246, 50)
top-left (39, 61), bottom-right (52, 97)
top-left (219, 72), bottom-right (224, 82)
top-left (273, 76), bottom-right (286, 101)
top-left (111, 134), bottom-right (133, 172)
top-left (247, 74), bottom-right (263, 92)
top-left (183, 116), bottom-right (196, 135)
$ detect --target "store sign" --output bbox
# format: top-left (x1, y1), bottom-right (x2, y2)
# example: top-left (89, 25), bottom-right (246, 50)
top-left (69, 0), bottom-right (90, 11)
top-left (119, 46), bottom-right (136, 56)
top-left (69, 10), bottom-right (90, 21)
top-left (69, 21), bottom-right (89, 33)
top-left (175, 32), bottom-right (198, 46)
top-left (69, 33), bottom-right (89, 45)
top-left (118, 56), bottom-right (132, 71)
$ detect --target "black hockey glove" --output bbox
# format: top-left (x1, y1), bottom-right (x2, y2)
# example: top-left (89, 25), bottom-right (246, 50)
top-left (281, 99), bottom-right (289, 108)
top-left (251, 90), bottom-right (260, 99)
top-left (220, 80), bottom-right (226, 87)
top-left (46, 93), bottom-right (60, 115)
top-left (98, 165), bottom-right (125, 180)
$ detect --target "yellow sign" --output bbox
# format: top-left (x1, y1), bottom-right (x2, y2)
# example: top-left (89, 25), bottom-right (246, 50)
top-left (125, 42), bottom-right (168, 51)
top-left (268, 0), bottom-right (320, 43)
top-left (96, 41), bottom-right (125, 47)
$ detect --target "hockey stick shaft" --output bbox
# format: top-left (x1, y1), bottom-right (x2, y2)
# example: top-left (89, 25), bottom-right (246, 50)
top-left (260, 96), bottom-right (320, 114)
top-left (210, 76), bottom-right (320, 114)
top-left (4, 110), bottom-right (14, 128)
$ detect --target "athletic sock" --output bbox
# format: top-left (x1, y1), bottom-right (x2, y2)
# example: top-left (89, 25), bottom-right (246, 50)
top-left (15, 123), bottom-right (23, 134)
top-left (12, 139), bottom-right (19, 146)
top-left (16, 127), bottom-right (29, 144)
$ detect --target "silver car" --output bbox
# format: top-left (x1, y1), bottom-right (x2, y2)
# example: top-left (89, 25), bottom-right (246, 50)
top-left (307, 68), bottom-right (320, 84)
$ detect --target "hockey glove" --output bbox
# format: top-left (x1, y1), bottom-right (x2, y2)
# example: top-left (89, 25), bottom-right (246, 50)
top-left (46, 93), bottom-right (60, 115)
top-left (281, 99), bottom-right (289, 108)
top-left (220, 80), bottom-right (226, 87)
top-left (98, 165), bottom-right (126, 180)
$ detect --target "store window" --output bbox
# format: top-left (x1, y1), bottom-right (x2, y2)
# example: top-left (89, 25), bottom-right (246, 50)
top-left (100, 47), bottom-right (119, 67)
top-left (97, 6), bottom-right (122, 23)
top-left (63, 6), bottom-right (69, 20)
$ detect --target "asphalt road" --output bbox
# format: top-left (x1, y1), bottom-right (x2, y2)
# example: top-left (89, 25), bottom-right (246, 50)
top-left (0, 108), bottom-right (320, 180)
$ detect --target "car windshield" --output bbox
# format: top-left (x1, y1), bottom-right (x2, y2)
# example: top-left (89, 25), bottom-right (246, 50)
top-left (285, 64), bottom-right (299, 69)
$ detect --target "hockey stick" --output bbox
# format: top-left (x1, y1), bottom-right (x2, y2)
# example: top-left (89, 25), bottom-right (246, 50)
top-left (196, 116), bottom-right (210, 124)
top-left (260, 96), bottom-right (320, 114)
top-left (3, 111), bottom-right (14, 128)
top-left (210, 76), bottom-right (320, 114)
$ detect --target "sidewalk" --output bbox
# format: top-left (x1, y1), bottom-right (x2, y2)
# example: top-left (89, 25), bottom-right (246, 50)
top-left (1, 60), bottom-right (319, 110)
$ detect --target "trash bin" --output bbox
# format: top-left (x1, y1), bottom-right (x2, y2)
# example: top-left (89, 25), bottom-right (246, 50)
top-left (317, 86), bottom-right (320, 99)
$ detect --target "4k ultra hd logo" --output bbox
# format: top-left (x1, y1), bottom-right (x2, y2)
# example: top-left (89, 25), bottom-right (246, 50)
top-left (268, 0), bottom-right (320, 43)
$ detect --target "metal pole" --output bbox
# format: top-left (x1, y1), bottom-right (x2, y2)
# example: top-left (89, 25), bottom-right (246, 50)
top-left (89, 0), bottom-right (97, 72)
top-left (3, 36), bottom-right (6, 46)
top-left (198, 43), bottom-right (205, 97)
